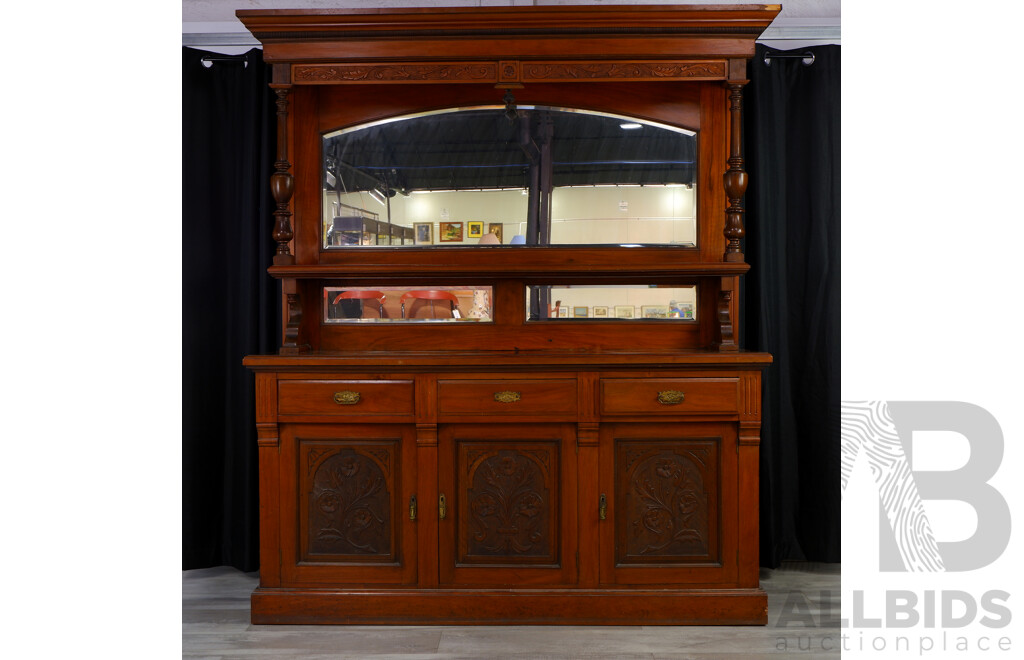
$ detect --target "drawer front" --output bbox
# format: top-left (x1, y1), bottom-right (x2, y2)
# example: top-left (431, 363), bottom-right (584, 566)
top-left (600, 378), bottom-right (739, 415)
top-left (278, 379), bottom-right (414, 416)
top-left (438, 379), bottom-right (577, 416)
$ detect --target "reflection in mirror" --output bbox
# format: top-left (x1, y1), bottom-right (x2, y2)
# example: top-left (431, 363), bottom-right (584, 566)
top-left (322, 107), bottom-right (696, 248)
top-left (323, 286), bottom-right (493, 323)
top-left (526, 285), bottom-right (697, 321)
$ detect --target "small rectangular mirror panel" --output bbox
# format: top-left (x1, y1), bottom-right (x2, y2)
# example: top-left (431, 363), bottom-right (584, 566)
top-left (526, 285), bottom-right (697, 320)
top-left (323, 286), bottom-right (493, 323)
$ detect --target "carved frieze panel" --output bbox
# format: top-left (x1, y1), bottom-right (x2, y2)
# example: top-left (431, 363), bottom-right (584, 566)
top-left (458, 443), bottom-right (558, 564)
top-left (293, 62), bottom-right (498, 84)
top-left (615, 439), bottom-right (719, 564)
top-left (522, 61), bottom-right (726, 82)
top-left (302, 443), bottom-right (396, 560)
top-left (290, 60), bottom-right (726, 84)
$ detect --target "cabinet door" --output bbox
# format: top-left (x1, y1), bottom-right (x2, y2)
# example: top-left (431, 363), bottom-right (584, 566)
top-left (438, 423), bottom-right (578, 586)
top-left (598, 422), bottom-right (738, 586)
top-left (279, 423), bottom-right (417, 586)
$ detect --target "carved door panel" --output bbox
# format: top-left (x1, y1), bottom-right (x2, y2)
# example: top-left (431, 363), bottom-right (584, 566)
top-left (279, 423), bottom-right (417, 586)
top-left (598, 422), bottom-right (738, 586)
top-left (438, 424), bottom-right (578, 586)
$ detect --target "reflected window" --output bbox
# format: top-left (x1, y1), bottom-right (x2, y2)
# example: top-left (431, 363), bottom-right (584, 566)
top-left (322, 107), bottom-right (696, 248)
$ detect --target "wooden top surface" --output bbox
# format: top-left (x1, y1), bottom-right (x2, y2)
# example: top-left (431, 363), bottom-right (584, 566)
top-left (243, 350), bottom-right (773, 371)
top-left (237, 4), bottom-right (782, 62)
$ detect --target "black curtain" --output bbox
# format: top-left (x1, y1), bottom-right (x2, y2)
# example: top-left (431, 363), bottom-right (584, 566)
top-left (744, 44), bottom-right (841, 566)
top-left (180, 43), bottom-right (841, 571)
top-left (182, 47), bottom-right (279, 571)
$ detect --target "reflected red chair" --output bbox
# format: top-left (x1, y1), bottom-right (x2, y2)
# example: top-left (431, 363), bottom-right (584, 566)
top-left (332, 290), bottom-right (387, 318)
top-left (400, 290), bottom-right (461, 319)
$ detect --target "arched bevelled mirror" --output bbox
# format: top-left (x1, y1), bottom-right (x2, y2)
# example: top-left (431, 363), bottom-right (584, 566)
top-left (321, 106), bottom-right (697, 248)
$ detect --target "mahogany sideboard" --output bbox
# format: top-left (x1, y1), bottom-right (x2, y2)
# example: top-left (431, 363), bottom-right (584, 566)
top-left (238, 4), bottom-right (778, 625)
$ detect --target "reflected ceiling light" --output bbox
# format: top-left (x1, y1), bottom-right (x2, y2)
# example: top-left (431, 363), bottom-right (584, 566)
top-left (368, 189), bottom-right (387, 206)
top-left (619, 122), bottom-right (643, 130)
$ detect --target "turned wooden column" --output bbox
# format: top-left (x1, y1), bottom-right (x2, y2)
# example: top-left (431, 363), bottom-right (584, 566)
top-left (270, 65), bottom-right (295, 266)
top-left (723, 69), bottom-right (749, 263)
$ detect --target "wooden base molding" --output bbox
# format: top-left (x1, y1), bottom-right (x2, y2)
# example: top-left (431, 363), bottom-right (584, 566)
top-left (251, 587), bottom-right (768, 626)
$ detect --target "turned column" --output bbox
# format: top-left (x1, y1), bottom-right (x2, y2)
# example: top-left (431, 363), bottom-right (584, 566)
top-left (723, 64), bottom-right (749, 263)
top-left (270, 65), bottom-right (295, 266)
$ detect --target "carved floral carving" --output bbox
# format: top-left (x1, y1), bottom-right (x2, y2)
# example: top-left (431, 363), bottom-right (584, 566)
top-left (294, 63), bottom-right (497, 83)
top-left (308, 448), bottom-right (391, 556)
top-left (523, 61), bottom-right (725, 81)
top-left (624, 449), bottom-right (709, 557)
top-left (466, 449), bottom-right (551, 558)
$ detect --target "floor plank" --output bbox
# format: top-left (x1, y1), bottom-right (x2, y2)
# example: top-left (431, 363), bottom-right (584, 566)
top-left (183, 564), bottom-right (840, 658)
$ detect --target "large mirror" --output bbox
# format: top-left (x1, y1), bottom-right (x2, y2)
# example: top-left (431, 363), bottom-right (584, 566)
top-left (322, 107), bottom-right (697, 248)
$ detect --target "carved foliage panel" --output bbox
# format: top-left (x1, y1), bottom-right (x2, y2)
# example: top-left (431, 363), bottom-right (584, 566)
top-left (300, 440), bottom-right (397, 562)
top-left (615, 438), bottom-right (719, 564)
top-left (457, 441), bottom-right (559, 565)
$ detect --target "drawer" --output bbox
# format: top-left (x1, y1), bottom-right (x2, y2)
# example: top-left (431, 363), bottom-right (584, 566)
top-left (438, 379), bottom-right (577, 416)
top-left (278, 379), bottom-right (414, 416)
top-left (599, 378), bottom-right (739, 415)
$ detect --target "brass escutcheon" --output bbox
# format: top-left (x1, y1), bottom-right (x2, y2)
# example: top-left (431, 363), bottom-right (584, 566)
top-left (494, 391), bottom-right (522, 403)
top-left (409, 495), bottom-right (417, 521)
top-left (657, 390), bottom-right (685, 405)
top-left (439, 493), bottom-right (447, 520)
top-left (333, 390), bottom-right (361, 405)
top-left (599, 493), bottom-right (607, 520)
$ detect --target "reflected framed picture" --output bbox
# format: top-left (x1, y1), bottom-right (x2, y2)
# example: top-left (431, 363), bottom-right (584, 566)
top-left (593, 306), bottom-right (609, 318)
top-left (573, 306), bottom-right (589, 318)
top-left (439, 222), bottom-right (464, 242)
top-left (614, 305), bottom-right (634, 319)
top-left (641, 305), bottom-right (670, 319)
top-left (487, 223), bottom-right (503, 243)
top-left (467, 221), bottom-right (484, 238)
top-left (557, 306), bottom-right (569, 318)
top-left (677, 302), bottom-right (695, 320)
top-left (414, 222), bottom-right (433, 245)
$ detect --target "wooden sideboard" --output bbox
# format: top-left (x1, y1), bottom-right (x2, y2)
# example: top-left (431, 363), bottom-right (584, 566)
top-left (239, 4), bottom-right (778, 625)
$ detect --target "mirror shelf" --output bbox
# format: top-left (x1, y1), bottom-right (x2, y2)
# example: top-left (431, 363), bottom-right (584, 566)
top-left (268, 255), bottom-right (746, 279)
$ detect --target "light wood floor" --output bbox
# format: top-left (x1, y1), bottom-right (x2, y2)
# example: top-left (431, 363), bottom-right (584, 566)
top-left (183, 563), bottom-right (840, 659)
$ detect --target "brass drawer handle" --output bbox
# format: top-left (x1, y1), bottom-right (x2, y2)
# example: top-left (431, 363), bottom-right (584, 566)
top-left (494, 391), bottom-right (522, 403)
top-left (599, 493), bottom-right (607, 521)
top-left (657, 390), bottom-right (685, 405)
top-left (333, 390), bottom-right (361, 405)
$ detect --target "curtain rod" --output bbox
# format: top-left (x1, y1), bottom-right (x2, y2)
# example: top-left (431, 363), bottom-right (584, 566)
top-left (763, 51), bottom-right (815, 67)
top-left (200, 56), bottom-right (248, 68)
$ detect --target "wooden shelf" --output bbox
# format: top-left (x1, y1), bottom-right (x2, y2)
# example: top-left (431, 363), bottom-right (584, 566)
top-left (269, 251), bottom-right (749, 280)
top-left (244, 349), bottom-right (772, 371)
